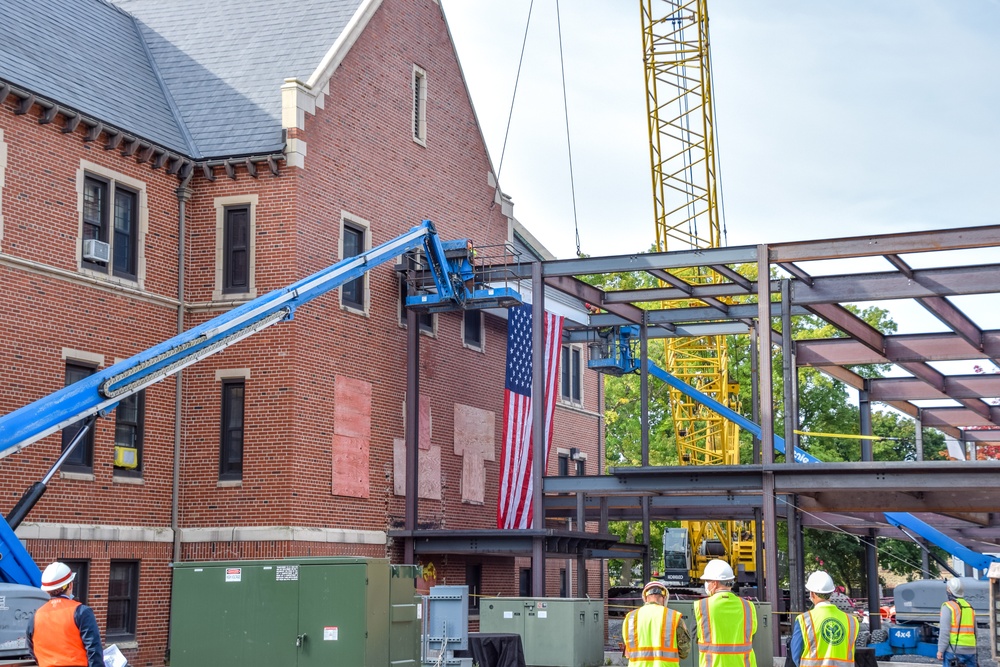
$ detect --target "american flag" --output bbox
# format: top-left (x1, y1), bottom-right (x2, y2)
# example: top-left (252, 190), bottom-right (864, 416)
top-left (497, 303), bottom-right (565, 530)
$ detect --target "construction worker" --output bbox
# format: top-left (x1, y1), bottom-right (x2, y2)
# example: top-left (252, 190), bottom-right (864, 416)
top-left (623, 580), bottom-right (690, 667)
top-left (26, 562), bottom-right (103, 667)
top-left (937, 578), bottom-right (977, 667)
top-left (791, 571), bottom-right (859, 667)
top-left (693, 559), bottom-right (757, 667)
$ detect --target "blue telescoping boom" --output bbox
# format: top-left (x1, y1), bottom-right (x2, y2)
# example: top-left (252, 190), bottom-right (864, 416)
top-left (0, 220), bottom-right (520, 587)
top-left (596, 326), bottom-right (1000, 574)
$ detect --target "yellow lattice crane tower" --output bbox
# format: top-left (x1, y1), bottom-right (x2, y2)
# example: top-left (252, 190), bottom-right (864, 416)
top-left (641, 0), bottom-right (756, 585)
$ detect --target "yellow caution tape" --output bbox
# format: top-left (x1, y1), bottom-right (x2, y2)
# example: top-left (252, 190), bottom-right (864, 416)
top-left (793, 430), bottom-right (884, 441)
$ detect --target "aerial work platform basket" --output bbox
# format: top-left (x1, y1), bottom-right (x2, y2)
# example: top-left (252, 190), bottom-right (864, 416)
top-left (401, 239), bottom-right (523, 313)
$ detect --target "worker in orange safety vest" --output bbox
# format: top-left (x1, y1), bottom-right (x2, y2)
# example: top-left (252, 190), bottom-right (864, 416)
top-left (623, 580), bottom-right (690, 667)
top-left (693, 559), bottom-right (757, 667)
top-left (26, 562), bottom-right (104, 667)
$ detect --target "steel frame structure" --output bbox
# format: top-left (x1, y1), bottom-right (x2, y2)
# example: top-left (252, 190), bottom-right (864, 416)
top-left (392, 223), bottom-right (1000, 646)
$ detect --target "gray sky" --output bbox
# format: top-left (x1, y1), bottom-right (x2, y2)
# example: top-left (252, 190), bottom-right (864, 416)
top-left (441, 0), bottom-right (1000, 338)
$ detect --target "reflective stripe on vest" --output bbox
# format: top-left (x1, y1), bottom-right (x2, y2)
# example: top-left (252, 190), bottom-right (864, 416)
top-left (625, 604), bottom-right (682, 666)
top-left (945, 600), bottom-right (976, 647)
top-left (694, 593), bottom-right (756, 667)
top-left (31, 597), bottom-right (88, 667)
top-left (796, 604), bottom-right (858, 667)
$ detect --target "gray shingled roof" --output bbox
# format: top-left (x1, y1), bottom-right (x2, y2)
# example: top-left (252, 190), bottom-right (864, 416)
top-left (0, 0), bottom-right (189, 153)
top-left (1, 0), bottom-right (365, 159)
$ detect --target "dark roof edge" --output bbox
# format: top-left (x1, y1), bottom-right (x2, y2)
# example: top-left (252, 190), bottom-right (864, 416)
top-left (0, 78), bottom-right (285, 179)
top-left (128, 14), bottom-right (201, 158)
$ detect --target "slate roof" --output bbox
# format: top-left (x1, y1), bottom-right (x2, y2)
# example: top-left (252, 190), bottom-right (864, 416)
top-left (0, 0), bottom-right (365, 159)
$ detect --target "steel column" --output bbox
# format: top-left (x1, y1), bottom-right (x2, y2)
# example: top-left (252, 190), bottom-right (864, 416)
top-left (782, 280), bottom-right (805, 612)
top-left (750, 324), bottom-right (760, 463)
top-left (916, 412), bottom-right (923, 461)
top-left (859, 382), bottom-right (880, 630)
top-left (577, 493), bottom-right (587, 595)
top-left (758, 245), bottom-right (781, 651)
top-left (404, 307), bottom-right (420, 565)
top-left (642, 497), bottom-right (651, 582)
top-left (532, 262), bottom-right (546, 595)
top-left (641, 313), bottom-right (650, 467)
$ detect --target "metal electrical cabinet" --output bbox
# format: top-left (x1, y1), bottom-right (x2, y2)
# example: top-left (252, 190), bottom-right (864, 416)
top-left (479, 598), bottom-right (604, 667)
top-left (669, 601), bottom-right (774, 667)
top-left (170, 557), bottom-right (419, 667)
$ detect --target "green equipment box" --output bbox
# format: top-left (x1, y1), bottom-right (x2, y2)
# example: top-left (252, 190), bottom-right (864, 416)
top-left (170, 557), bottom-right (419, 667)
top-left (479, 598), bottom-right (604, 667)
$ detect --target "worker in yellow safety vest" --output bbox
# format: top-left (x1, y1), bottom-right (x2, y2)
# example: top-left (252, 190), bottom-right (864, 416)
top-left (623, 580), bottom-right (690, 667)
top-left (791, 571), bottom-right (858, 667)
top-left (936, 578), bottom-right (977, 667)
top-left (693, 559), bottom-right (757, 667)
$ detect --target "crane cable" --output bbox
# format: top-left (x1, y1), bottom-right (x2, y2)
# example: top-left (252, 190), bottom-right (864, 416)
top-left (486, 0), bottom-right (534, 245)
top-left (555, 0), bottom-right (583, 257)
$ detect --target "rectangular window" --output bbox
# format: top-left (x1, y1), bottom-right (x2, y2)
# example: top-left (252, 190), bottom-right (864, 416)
top-left (575, 458), bottom-right (585, 476)
top-left (412, 67), bottom-right (427, 145)
top-left (559, 568), bottom-right (568, 598)
top-left (558, 453), bottom-right (569, 477)
top-left (112, 187), bottom-right (137, 278)
top-left (463, 309), bottom-right (483, 350)
top-left (62, 362), bottom-right (96, 470)
top-left (219, 380), bottom-right (245, 480)
top-left (560, 345), bottom-right (582, 404)
top-left (82, 174), bottom-right (138, 279)
top-left (106, 561), bottom-right (139, 640)
top-left (114, 390), bottom-right (144, 476)
top-left (342, 223), bottom-right (366, 310)
top-left (518, 568), bottom-right (532, 597)
top-left (223, 205), bottom-right (250, 294)
top-left (466, 562), bottom-right (482, 614)
top-left (61, 560), bottom-right (89, 605)
top-left (398, 278), bottom-right (434, 333)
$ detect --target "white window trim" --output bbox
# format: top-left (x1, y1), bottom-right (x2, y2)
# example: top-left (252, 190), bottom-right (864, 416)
top-left (412, 65), bottom-right (427, 146)
top-left (560, 344), bottom-right (584, 406)
top-left (62, 348), bottom-right (105, 367)
top-left (213, 195), bottom-right (258, 302)
top-left (340, 211), bottom-right (371, 315)
top-left (216, 368), bottom-right (251, 381)
top-left (76, 161), bottom-right (148, 288)
top-left (461, 309), bottom-right (485, 352)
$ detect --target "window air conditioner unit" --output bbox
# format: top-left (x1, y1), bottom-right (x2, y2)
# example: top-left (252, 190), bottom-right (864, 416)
top-left (114, 446), bottom-right (138, 469)
top-left (570, 447), bottom-right (584, 461)
top-left (83, 239), bottom-right (110, 263)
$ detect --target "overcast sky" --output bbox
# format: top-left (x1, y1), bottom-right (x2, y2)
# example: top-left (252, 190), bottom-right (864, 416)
top-left (441, 0), bottom-right (1000, 339)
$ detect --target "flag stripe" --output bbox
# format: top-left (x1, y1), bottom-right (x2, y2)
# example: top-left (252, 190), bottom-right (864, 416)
top-left (497, 304), bottom-right (565, 530)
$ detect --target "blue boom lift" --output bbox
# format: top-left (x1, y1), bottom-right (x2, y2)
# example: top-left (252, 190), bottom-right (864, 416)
top-left (0, 220), bottom-right (520, 589)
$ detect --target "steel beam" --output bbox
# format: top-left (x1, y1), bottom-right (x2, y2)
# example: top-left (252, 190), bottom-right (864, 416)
top-left (791, 264), bottom-right (1000, 305)
top-left (535, 245), bottom-right (759, 276)
top-left (769, 224), bottom-right (1000, 262)
top-left (563, 321), bottom-right (749, 343)
top-left (917, 296), bottom-right (985, 351)
top-left (543, 275), bottom-right (647, 325)
top-left (869, 376), bottom-right (1000, 401)
top-left (798, 332), bottom-right (1000, 366)
top-left (921, 407), bottom-right (1000, 428)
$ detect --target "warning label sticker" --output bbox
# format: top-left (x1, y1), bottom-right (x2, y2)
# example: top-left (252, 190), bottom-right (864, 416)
top-left (276, 565), bottom-right (299, 581)
top-left (225, 568), bottom-right (242, 583)
top-left (324, 627), bottom-right (339, 641)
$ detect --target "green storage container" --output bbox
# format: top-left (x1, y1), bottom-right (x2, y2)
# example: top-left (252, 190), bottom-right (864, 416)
top-left (169, 557), bottom-right (419, 667)
top-left (479, 598), bottom-right (604, 667)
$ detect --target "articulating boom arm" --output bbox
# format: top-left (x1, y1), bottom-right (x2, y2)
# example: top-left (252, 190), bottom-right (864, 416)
top-left (0, 220), bottom-right (473, 586)
top-left (0, 221), bottom-right (453, 459)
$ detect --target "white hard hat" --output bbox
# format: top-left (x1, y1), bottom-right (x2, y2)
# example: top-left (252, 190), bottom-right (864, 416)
top-left (41, 562), bottom-right (76, 592)
top-left (946, 578), bottom-right (964, 597)
top-left (806, 571), bottom-right (836, 594)
top-left (701, 559), bottom-right (736, 582)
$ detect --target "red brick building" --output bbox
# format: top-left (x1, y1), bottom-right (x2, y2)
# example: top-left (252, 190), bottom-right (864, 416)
top-left (0, 0), bottom-right (606, 664)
